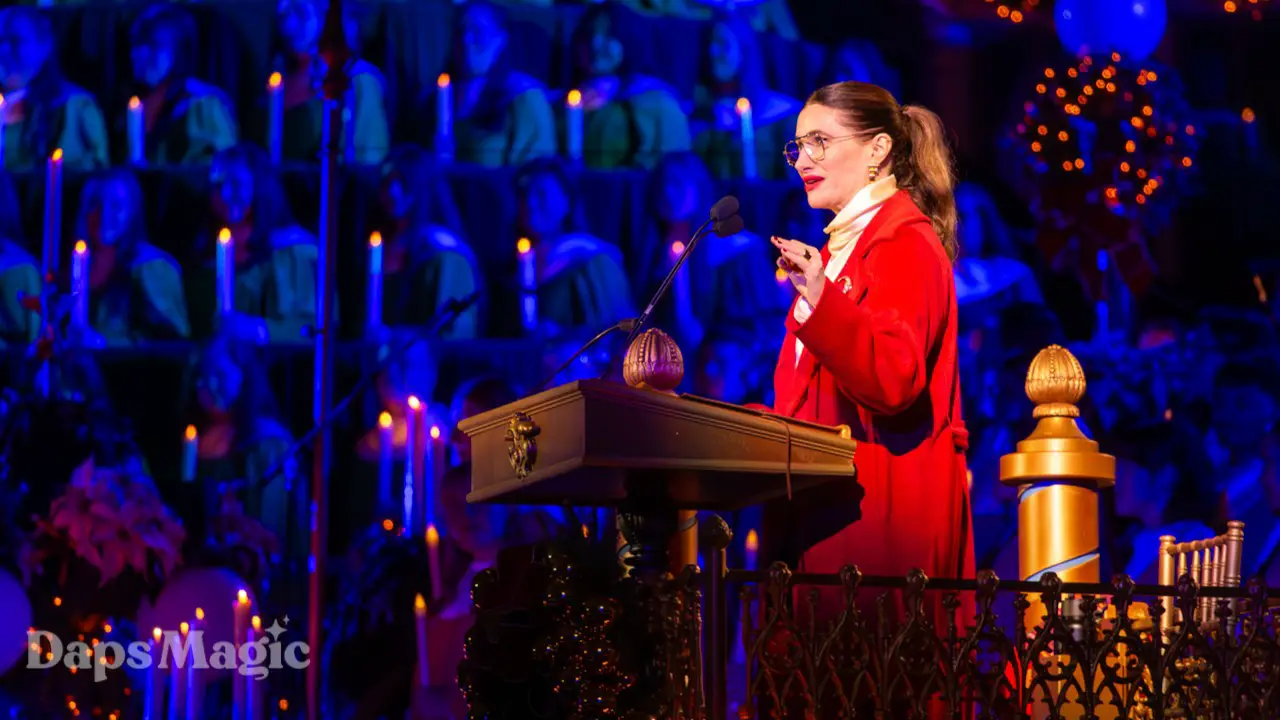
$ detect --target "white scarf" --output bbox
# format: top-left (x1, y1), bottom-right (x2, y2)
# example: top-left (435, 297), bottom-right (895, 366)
top-left (793, 175), bottom-right (898, 365)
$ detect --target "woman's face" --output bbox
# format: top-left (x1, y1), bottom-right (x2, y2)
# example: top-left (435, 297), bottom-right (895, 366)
top-left (197, 354), bottom-right (244, 413)
top-left (278, 0), bottom-right (322, 54)
top-left (0, 12), bottom-right (48, 91)
top-left (791, 103), bottom-right (885, 213)
top-left (88, 179), bottom-right (133, 246)
top-left (521, 173), bottom-right (570, 238)
top-left (459, 6), bottom-right (505, 78)
top-left (656, 172), bottom-right (698, 224)
top-left (380, 171), bottom-right (411, 222)
top-left (211, 157), bottom-right (255, 225)
top-left (584, 17), bottom-right (622, 77)
top-left (131, 27), bottom-right (176, 88)
top-left (708, 22), bottom-right (740, 84)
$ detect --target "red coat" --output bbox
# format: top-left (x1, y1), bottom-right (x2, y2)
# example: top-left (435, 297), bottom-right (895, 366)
top-left (772, 190), bottom-right (975, 620)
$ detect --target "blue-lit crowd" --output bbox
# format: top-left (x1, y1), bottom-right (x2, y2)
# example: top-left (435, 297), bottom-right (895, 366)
top-left (0, 0), bottom-right (1278, 714)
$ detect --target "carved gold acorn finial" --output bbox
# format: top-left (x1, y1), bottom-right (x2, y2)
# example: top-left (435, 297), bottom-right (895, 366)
top-left (1025, 344), bottom-right (1086, 419)
top-left (623, 328), bottom-right (683, 392)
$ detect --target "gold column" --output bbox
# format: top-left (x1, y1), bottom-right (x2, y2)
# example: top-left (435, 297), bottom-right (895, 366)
top-left (1000, 345), bottom-right (1116, 586)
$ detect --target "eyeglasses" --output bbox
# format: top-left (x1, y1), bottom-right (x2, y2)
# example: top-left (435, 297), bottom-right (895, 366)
top-left (784, 134), bottom-right (858, 166)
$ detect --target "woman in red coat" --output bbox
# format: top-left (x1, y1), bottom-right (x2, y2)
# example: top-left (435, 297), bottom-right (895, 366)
top-left (769, 81), bottom-right (975, 621)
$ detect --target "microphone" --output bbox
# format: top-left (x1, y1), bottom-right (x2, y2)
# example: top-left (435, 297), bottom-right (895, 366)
top-left (602, 196), bottom-right (742, 379)
top-left (538, 317), bottom-right (637, 390)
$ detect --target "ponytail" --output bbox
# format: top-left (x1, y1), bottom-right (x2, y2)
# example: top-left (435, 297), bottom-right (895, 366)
top-left (898, 105), bottom-right (958, 262)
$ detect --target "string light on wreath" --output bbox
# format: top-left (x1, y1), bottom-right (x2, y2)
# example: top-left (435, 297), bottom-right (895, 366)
top-left (1222, 0), bottom-right (1269, 21)
top-left (984, 0), bottom-right (1040, 22)
top-left (1013, 51), bottom-right (1198, 217)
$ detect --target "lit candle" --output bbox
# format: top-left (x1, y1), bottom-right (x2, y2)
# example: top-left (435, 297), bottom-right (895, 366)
top-left (0, 95), bottom-right (7, 170)
top-left (565, 89), bottom-right (583, 162)
top-left (736, 97), bottom-right (757, 179)
top-left (517, 237), bottom-right (537, 333)
top-left (404, 396), bottom-right (423, 533)
top-left (428, 424), bottom-right (444, 524)
top-left (745, 528), bottom-right (759, 570)
top-left (232, 592), bottom-right (250, 720)
top-left (216, 227), bottom-right (234, 316)
top-left (168, 623), bottom-right (188, 720)
top-left (414, 594), bottom-right (429, 687)
top-left (426, 524), bottom-right (443, 601)
top-left (436, 74), bottom-right (452, 159)
top-left (267, 73), bottom-right (283, 165)
top-left (71, 240), bottom-right (89, 329)
top-left (246, 617), bottom-right (263, 720)
top-left (367, 232), bottom-right (383, 332)
top-left (671, 240), bottom-right (692, 337)
top-left (42, 149), bottom-right (63, 284)
top-left (127, 96), bottom-right (144, 165)
top-left (182, 425), bottom-right (198, 483)
top-left (187, 609), bottom-right (204, 720)
top-left (145, 627), bottom-right (164, 720)
top-left (378, 411), bottom-right (394, 513)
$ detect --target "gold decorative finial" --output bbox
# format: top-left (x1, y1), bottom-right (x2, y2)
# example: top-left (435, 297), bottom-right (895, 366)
top-left (623, 328), bottom-right (683, 392)
top-left (1025, 344), bottom-right (1086, 418)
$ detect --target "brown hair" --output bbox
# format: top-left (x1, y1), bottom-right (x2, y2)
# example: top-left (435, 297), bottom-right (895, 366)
top-left (807, 82), bottom-right (958, 261)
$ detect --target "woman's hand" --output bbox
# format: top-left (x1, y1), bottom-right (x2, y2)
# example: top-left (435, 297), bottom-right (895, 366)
top-left (771, 236), bottom-right (825, 307)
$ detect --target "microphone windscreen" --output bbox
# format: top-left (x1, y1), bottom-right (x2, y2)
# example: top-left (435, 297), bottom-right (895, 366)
top-left (713, 214), bottom-right (745, 237)
top-left (710, 195), bottom-right (740, 221)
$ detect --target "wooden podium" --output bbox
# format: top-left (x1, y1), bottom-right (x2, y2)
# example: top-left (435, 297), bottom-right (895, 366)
top-left (455, 331), bottom-right (859, 719)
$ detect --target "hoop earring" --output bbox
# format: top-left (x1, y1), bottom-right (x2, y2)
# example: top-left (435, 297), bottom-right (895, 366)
top-left (868, 164), bottom-right (880, 183)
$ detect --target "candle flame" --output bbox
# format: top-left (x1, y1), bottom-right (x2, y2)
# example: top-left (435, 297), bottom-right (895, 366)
top-left (670, 241), bottom-right (685, 256)
top-left (414, 593), bottom-right (427, 613)
top-left (128, 96), bottom-right (141, 110)
top-left (736, 97), bottom-right (751, 115)
top-left (74, 240), bottom-right (87, 255)
top-left (1254, 274), bottom-right (1268, 304)
top-left (237, 589), bottom-right (249, 605)
top-left (1243, 107), bottom-right (1257, 124)
top-left (279, 700), bottom-right (289, 712)
top-left (53, 597), bottom-right (62, 607)
top-left (516, 237), bottom-right (532, 255)
top-left (0, 95), bottom-right (5, 109)
top-left (426, 524), bottom-right (440, 547)
top-left (745, 529), bottom-right (759, 552)
top-left (268, 72), bottom-right (283, 90)
top-left (382, 518), bottom-right (394, 531)
top-left (775, 267), bottom-right (788, 283)
top-left (429, 425), bottom-right (441, 440)
top-left (369, 231), bottom-right (382, 248)
top-left (408, 395), bottom-right (422, 411)
top-left (51, 148), bottom-right (63, 163)
top-left (379, 411), bottom-right (393, 429)
top-left (251, 616), bottom-right (261, 631)
top-left (152, 627), bottom-right (162, 641)
top-left (437, 73), bottom-right (450, 89)
top-left (218, 227), bottom-right (232, 245)
top-left (582, 523), bottom-right (589, 538)
top-left (195, 607), bottom-right (205, 621)
top-left (103, 623), bottom-right (112, 633)
top-left (179, 622), bottom-right (189, 634)
top-left (567, 89), bottom-right (583, 108)
top-left (185, 424), bottom-right (197, 441)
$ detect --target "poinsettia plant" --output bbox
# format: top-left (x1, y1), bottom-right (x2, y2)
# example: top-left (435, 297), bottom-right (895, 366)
top-left (21, 458), bottom-right (185, 617)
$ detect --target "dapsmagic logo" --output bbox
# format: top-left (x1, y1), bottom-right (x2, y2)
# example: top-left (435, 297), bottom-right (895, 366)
top-left (27, 617), bottom-right (310, 682)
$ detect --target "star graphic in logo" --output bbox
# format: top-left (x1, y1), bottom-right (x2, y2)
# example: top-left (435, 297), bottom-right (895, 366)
top-left (265, 620), bottom-right (287, 641)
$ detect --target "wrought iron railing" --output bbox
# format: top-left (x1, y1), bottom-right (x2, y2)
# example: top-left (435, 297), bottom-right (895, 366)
top-left (458, 514), bottom-right (1280, 720)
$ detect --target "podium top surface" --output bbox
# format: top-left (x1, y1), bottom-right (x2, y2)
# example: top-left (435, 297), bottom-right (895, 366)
top-left (457, 379), bottom-right (858, 511)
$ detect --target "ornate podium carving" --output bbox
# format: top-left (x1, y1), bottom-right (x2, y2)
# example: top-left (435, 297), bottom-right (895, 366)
top-left (455, 339), bottom-right (857, 719)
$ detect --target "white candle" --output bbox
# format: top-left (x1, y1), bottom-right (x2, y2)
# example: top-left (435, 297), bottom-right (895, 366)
top-left (736, 97), bottom-right (757, 179)
top-left (187, 609), bottom-right (204, 720)
top-left (216, 227), bottom-right (234, 316)
top-left (517, 237), bottom-right (537, 332)
top-left (414, 594), bottom-right (429, 687)
top-left (436, 74), bottom-right (452, 158)
top-left (745, 528), bottom-right (759, 570)
top-left (367, 232), bottom-right (383, 332)
top-left (182, 425), bottom-right (197, 483)
top-left (71, 240), bottom-right (89, 329)
top-left (145, 627), bottom-right (164, 720)
top-left (127, 96), bottom-right (144, 165)
top-left (426, 524), bottom-right (443, 601)
top-left (404, 396), bottom-right (422, 533)
top-left (168, 623), bottom-right (188, 720)
top-left (378, 411), bottom-right (394, 513)
top-left (565, 89), bottom-right (583, 161)
top-left (246, 617), bottom-right (263, 720)
top-left (267, 73), bottom-right (283, 165)
top-left (42, 149), bottom-right (63, 282)
top-left (232, 591), bottom-right (250, 720)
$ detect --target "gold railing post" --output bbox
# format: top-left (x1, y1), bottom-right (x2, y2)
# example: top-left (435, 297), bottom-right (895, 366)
top-left (1158, 535), bottom-right (1176, 637)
